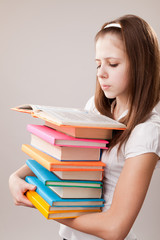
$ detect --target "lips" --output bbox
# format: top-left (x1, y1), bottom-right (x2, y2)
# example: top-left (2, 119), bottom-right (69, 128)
top-left (101, 84), bottom-right (111, 90)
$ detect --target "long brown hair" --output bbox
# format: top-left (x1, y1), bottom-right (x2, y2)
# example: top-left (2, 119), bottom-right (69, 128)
top-left (95, 14), bottom-right (160, 150)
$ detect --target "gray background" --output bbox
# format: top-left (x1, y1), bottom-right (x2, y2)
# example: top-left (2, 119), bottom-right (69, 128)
top-left (1, 0), bottom-right (160, 239)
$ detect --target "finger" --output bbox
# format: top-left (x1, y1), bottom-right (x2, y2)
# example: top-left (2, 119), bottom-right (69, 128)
top-left (22, 195), bottom-right (35, 207)
top-left (15, 193), bottom-right (36, 208)
top-left (22, 183), bottom-right (37, 194)
top-left (16, 201), bottom-right (36, 208)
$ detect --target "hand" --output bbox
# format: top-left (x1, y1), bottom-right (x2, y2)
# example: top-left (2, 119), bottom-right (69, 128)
top-left (9, 173), bottom-right (36, 208)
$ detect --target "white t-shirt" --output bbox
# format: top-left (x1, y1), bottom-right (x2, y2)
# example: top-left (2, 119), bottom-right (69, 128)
top-left (59, 96), bottom-right (160, 240)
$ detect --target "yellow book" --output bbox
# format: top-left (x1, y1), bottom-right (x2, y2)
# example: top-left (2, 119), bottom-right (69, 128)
top-left (26, 190), bottom-right (101, 219)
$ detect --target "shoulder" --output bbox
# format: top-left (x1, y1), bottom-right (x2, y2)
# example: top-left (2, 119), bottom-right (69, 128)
top-left (84, 96), bottom-right (100, 114)
top-left (130, 110), bottom-right (160, 139)
top-left (125, 110), bottom-right (160, 160)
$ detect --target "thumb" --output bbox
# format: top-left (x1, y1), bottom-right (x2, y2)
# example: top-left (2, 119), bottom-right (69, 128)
top-left (27, 183), bottom-right (37, 191)
top-left (23, 181), bottom-right (37, 193)
top-left (28, 184), bottom-right (37, 191)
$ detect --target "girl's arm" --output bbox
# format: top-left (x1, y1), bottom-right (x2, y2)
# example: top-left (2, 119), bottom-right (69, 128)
top-left (56, 152), bottom-right (158, 240)
top-left (9, 164), bottom-right (36, 207)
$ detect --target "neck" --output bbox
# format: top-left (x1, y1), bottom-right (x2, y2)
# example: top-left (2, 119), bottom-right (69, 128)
top-left (113, 98), bottom-right (129, 121)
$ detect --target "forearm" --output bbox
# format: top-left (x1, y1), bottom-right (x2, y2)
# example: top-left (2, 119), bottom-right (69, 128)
top-left (56, 210), bottom-right (122, 240)
top-left (59, 153), bottom-right (158, 240)
top-left (10, 164), bottom-right (35, 179)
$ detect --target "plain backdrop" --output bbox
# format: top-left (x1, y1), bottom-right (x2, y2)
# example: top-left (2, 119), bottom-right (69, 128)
top-left (1, 0), bottom-right (160, 239)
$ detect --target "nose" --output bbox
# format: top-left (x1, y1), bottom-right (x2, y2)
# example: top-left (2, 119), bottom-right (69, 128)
top-left (97, 66), bottom-right (108, 79)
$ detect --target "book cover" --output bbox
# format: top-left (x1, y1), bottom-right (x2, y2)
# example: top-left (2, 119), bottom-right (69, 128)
top-left (26, 159), bottom-right (103, 188)
top-left (26, 190), bottom-right (101, 219)
top-left (27, 124), bottom-right (109, 149)
top-left (25, 176), bottom-right (105, 207)
top-left (26, 158), bottom-right (102, 198)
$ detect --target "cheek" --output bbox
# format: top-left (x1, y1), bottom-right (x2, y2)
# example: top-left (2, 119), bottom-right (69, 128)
top-left (116, 68), bottom-right (130, 86)
top-left (97, 75), bottom-right (102, 85)
top-left (123, 70), bottom-right (130, 87)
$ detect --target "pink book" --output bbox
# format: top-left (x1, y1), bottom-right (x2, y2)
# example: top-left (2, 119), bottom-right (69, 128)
top-left (27, 124), bottom-right (109, 149)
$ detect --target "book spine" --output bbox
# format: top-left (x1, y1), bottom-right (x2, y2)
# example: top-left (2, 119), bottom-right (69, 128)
top-left (26, 191), bottom-right (50, 219)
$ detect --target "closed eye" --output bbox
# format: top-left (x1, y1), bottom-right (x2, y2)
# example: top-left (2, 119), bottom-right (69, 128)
top-left (109, 63), bottom-right (119, 67)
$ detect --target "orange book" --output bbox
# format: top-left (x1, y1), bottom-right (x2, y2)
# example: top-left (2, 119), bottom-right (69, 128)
top-left (45, 121), bottom-right (113, 139)
top-left (22, 144), bottom-right (105, 170)
top-left (22, 144), bottom-right (105, 180)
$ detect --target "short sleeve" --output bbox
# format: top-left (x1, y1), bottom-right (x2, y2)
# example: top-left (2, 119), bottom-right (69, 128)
top-left (84, 96), bottom-right (99, 114)
top-left (125, 122), bottom-right (160, 161)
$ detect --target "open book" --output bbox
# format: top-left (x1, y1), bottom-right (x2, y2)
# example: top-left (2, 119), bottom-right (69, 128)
top-left (11, 104), bottom-right (126, 129)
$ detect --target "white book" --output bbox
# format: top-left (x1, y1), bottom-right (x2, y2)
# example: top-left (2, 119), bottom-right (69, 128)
top-left (12, 104), bottom-right (126, 129)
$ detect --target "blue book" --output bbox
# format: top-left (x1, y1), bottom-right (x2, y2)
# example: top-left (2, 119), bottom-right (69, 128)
top-left (25, 176), bottom-right (105, 207)
top-left (26, 159), bottom-right (103, 188)
top-left (26, 160), bottom-right (103, 198)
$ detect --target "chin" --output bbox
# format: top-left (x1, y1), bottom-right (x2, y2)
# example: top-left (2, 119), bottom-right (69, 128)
top-left (104, 92), bottom-right (116, 99)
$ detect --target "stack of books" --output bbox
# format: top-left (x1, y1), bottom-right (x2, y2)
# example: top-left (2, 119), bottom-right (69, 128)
top-left (12, 104), bottom-right (126, 219)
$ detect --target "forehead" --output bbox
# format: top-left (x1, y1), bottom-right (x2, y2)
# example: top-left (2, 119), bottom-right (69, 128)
top-left (95, 33), bottom-right (126, 59)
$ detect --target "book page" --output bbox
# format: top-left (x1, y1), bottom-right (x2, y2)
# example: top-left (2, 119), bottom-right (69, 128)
top-left (35, 107), bottom-right (126, 128)
top-left (12, 104), bottom-right (126, 128)
top-left (17, 104), bottom-right (56, 112)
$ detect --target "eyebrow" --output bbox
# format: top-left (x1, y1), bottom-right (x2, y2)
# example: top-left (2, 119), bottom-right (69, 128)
top-left (95, 57), bottom-right (121, 61)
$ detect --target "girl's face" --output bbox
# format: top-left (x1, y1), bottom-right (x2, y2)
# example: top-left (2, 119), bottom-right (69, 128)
top-left (95, 33), bottom-right (130, 103)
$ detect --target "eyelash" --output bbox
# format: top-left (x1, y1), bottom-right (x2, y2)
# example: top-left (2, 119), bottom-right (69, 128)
top-left (96, 63), bottom-right (119, 69)
top-left (110, 63), bottom-right (118, 67)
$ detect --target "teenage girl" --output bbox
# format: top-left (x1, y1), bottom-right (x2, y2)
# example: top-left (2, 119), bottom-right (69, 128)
top-left (9, 14), bottom-right (160, 240)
